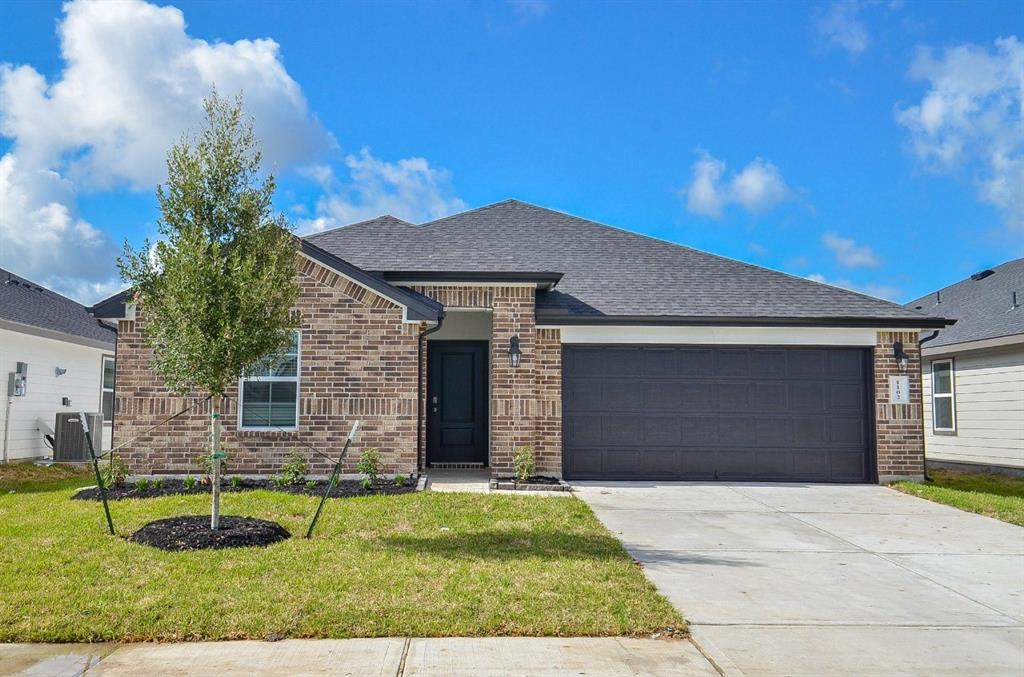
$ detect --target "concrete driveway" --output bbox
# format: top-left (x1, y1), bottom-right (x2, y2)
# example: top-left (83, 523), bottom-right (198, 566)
top-left (573, 482), bottom-right (1024, 676)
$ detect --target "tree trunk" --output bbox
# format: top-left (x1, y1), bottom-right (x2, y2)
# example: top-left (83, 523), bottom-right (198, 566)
top-left (210, 394), bottom-right (222, 530)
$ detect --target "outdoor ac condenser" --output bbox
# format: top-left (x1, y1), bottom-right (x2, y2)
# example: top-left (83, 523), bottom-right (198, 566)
top-left (53, 412), bottom-right (103, 462)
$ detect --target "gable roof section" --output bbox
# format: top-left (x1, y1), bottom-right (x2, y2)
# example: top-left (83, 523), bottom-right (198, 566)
top-left (90, 240), bottom-right (443, 325)
top-left (307, 199), bottom-right (948, 328)
top-left (905, 258), bottom-right (1023, 349)
top-left (0, 268), bottom-right (116, 348)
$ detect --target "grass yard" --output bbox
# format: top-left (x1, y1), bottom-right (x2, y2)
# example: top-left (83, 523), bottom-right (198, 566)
top-left (0, 467), bottom-right (683, 642)
top-left (894, 469), bottom-right (1024, 527)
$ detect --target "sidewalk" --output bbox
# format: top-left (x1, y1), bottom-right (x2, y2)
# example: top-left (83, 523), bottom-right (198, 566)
top-left (0, 637), bottom-right (720, 676)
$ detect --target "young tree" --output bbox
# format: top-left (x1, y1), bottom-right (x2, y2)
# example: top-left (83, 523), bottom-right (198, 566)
top-left (119, 92), bottom-right (299, 529)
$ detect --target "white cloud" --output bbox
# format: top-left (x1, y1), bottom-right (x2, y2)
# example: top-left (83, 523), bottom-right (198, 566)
top-left (297, 149), bottom-right (466, 233)
top-left (747, 241), bottom-right (769, 256)
top-left (896, 37), bottom-right (1024, 229)
top-left (683, 150), bottom-right (792, 219)
top-left (806, 272), bottom-right (902, 302)
top-left (507, 0), bottom-right (550, 22)
top-left (822, 232), bottom-right (881, 267)
top-left (815, 1), bottom-right (870, 57)
top-left (0, 0), bottom-right (331, 302)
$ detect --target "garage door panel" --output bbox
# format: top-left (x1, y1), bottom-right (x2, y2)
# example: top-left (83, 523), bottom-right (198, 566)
top-left (563, 345), bottom-right (872, 482)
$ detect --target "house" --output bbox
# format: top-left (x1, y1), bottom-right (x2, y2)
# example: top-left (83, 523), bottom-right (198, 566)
top-left (905, 259), bottom-right (1024, 475)
top-left (0, 268), bottom-right (117, 461)
top-left (93, 200), bottom-right (950, 483)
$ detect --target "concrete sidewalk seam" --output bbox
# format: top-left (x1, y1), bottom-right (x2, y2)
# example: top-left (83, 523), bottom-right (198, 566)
top-left (396, 637), bottom-right (410, 676)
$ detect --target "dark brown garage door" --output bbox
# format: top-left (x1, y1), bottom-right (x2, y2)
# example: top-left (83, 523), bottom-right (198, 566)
top-left (562, 345), bottom-right (873, 482)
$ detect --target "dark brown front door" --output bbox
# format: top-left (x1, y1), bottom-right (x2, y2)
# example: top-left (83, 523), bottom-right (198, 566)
top-left (427, 341), bottom-right (489, 465)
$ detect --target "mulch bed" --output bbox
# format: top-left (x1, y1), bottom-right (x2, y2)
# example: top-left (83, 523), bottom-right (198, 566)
top-left (73, 477), bottom-right (418, 501)
top-left (490, 475), bottom-right (572, 492)
top-left (129, 515), bottom-right (290, 551)
top-left (494, 475), bottom-right (563, 486)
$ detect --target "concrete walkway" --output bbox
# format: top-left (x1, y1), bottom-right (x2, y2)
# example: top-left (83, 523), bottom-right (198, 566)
top-left (425, 468), bottom-right (491, 493)
top-left (573, 481), bottom-right (1024, 676)
top-left (0, 637), bottom-right (718, 676)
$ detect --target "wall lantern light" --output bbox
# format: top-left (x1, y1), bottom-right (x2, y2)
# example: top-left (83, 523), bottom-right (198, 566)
top-left (892, 341), bottom-right (909, 373)
top-left (508, 335), bottom-right (522, 368)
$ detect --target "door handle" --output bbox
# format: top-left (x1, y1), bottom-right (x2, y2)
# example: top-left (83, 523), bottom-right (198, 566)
top-left (432, 395), bottom-right (438, 413)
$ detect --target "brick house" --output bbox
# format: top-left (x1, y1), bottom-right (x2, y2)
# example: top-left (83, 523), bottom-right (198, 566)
top-left (94, 200), bottom-right (951, 483)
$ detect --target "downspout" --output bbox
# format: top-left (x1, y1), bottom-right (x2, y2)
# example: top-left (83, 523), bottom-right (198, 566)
top-left (918, 330), bottom-right (941, 481)
top-left (417, 314), bottom-right (445, 473)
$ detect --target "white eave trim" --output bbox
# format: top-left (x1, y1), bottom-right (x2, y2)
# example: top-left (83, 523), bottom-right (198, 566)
top-left (922, 332), bottom-right (1024, 356)
top-left (556, 325), bottom-right (914, 346)
top-left (0, 318), bottom-right (116, 351)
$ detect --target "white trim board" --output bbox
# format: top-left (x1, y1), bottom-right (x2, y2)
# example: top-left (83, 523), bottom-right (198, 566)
top-left (556, 325), bottom-right (899, 346)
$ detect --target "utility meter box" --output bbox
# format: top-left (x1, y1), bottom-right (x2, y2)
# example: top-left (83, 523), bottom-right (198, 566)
top-left (7, 362), bottom-right (27, 397)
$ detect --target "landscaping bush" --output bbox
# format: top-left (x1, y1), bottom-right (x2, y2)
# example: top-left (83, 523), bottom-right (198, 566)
top-left (195, 448), bottom-right (231, 484)
top-left (394, 473), bottom-right (408, 487)
top-left (357, 448), bottom-right (382, 487)
top-left (513, 445), bottom-right (536, 482)
top-left (276, 449), bottom-right (308, 486)
top-left (102, 455), bottom-right (128, 488)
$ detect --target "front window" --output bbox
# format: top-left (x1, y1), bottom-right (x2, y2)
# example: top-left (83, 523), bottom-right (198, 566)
top-left (931, 359), bottom-right (956, 433)
top-left (239, 332), bottom-right (300, 430)
top-left (101, 356), bottom-right (115, 423)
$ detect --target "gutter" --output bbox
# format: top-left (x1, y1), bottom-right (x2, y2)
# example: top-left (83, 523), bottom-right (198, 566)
top-left (416, 314), bottom-right (445, 472)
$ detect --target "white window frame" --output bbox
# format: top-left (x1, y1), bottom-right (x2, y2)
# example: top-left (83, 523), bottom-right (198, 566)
top-left (237, 331), bottom-right (301, 431)
top-left (931, 358), bottom-right (956, 433)
top-left (100, 355), bottom-right (115, 426)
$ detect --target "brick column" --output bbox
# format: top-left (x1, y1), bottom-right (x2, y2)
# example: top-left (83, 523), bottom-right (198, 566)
top-left (874, 330), bottom-right (925, 482)
top-left (490, 286), bottom-right (537, 475)
top-left (534, 328), bottom-right (563, 475)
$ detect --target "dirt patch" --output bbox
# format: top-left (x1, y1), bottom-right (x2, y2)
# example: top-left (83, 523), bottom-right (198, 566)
top-left (129, 515), bottom-right (290, 551)
top-left (72, 478), bottom-right (418, 501)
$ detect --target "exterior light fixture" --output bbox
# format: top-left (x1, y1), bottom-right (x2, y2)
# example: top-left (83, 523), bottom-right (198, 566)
top-left (892, 341), bottom-right (909, 373)
top-left (508, 335), bottom-right (522, 368)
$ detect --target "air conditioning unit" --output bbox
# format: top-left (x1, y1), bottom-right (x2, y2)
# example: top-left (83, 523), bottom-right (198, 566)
top-left (54, 412), bottom-right (103, 462)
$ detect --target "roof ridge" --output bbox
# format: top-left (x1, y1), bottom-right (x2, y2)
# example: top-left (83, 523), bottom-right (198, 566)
top-left (0, 266), bottom-right (90, 309)
top-left (304, 214), bottom-right (415, 239)
top-left (416, 198), bottom-right (523, 228)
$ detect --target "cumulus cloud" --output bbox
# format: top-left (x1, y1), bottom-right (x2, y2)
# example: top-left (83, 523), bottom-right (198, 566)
top-left (683, 150), bottom-right (792, 219)
top-left (0, 0), bottom-right (331, 302)
top-left (297, 149), bottom-right (466, 233)
top-left (815, 1), bottom-right (870, 57)
top-left (822, 232), bottom-right (881, 267)
top-left (806, 273), bottom-right (902, 302)
top-left (507, 0), bottom-right (550, 22)
top-left (896, 37), bottom-right (1023, 229)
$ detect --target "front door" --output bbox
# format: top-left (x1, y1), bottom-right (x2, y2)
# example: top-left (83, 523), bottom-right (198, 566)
top-left (427, 341), bottom-right (489, 465)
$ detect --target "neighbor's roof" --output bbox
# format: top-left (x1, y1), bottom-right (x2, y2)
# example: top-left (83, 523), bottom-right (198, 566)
top-left (307, 200), bottom-right (947, 328)
top-left (905, 258), bottom-right (1024, 348)
top-left (0, 268), bottom-right (116, 348)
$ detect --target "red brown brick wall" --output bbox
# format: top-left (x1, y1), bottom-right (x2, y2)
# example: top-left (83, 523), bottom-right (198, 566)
top-left (534, 328), bottom-right (562, 474)
top-left (874, 330), bottom-right (925, 481)
top-left (113, 256), bottom-right (421, 476)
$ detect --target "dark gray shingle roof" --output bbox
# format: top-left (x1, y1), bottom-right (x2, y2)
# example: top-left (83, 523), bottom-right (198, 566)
top-left (307, 200), bottom-right (945, 327)
top-left (906, 258), bottom-right (1024, 348)
top-left (0, 268), bottom-right (116, 346)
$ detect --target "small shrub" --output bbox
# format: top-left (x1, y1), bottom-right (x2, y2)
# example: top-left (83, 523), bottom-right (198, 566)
top-left (356, 448), bottom-right (382, 487)
top-left (103, 455), bottom-right (128, 488)
top-left (394, 473), bottom-right (407, 487)
top-left (360, 477), bottom-right (373, 491)
top-left (276, 449), bottom-right (308, 486)
top-left (136, 478), bottom-right (151, 491)
top-left (152, 478), bottom-right (164, 489)
top-left (230, 475), bottom-right (242, 488)
top-left (513, 445), bottom-right (536, 482)
top-left (305, 479), bottom-right (317, 491)
top-left (183, 475), bottom-right (197, 490)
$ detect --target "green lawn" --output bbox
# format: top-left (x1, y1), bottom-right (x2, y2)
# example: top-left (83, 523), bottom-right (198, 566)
top-left (894, 469), bottom-right (1024, 527)
top-left (0, 467), bottom-right (683, 642)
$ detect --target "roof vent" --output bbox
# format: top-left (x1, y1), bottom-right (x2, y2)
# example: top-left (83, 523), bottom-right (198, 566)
top-left (970, 269), bottom-right (995, 281)
top-left (1013, 291), bottom-right (1020, 310)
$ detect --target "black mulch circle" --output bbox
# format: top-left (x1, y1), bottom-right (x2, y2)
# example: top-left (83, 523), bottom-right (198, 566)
top-left (129, 515), bottom-right (290, 552)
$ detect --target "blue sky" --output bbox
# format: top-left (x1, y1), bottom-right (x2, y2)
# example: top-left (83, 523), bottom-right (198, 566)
top-left (0, 0), bottom-right (1020, 304)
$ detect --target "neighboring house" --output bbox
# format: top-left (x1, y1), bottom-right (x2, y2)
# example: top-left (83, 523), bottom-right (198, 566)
top-left (94, 200), bottom-right (950, 483)
top-left (0, 268), bottom-right (117, 461)
top-left (906, 259), bottom-right (1024, 475)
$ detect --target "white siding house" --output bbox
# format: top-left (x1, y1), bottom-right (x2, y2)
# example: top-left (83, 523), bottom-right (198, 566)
top-left (1, 269), bottom-right (117, 462)
top-left (908, 259), bottom-right (1024, 474)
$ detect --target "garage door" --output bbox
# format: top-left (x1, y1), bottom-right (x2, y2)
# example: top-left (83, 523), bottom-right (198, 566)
top-left (562, 345), bottom-right (873, 482)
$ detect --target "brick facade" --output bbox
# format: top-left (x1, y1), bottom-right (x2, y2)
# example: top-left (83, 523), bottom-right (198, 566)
top-left (113, 257), bottom-right (421, 476)
top-left (873, 330), bottom-right (926, 482)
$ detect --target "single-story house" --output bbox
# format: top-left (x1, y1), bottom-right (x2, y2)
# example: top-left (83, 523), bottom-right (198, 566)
top-left (94, 200), bottom-right (951, 483)
top-left (905, 258), bottom-right (1023, 475)
top-left (0, 268), bottom-right (117, 460)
